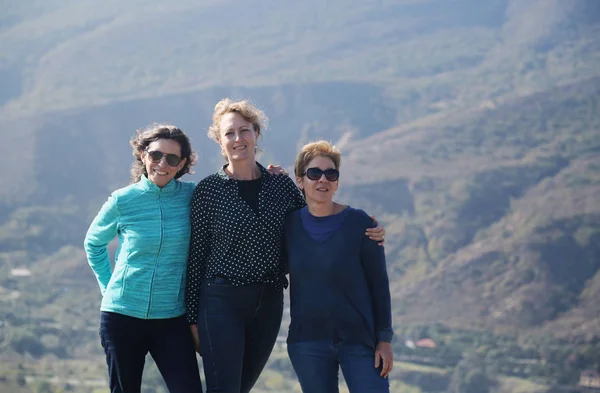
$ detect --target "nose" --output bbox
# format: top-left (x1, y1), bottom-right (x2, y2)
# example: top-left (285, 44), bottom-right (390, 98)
top-left (155, 156), bottom-right (168, 167)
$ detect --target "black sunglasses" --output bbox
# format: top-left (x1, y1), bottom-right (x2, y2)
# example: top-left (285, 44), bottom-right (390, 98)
top-left (146, 150), bottom-right (183, 167)
top-left (303, 167), bottom-right (340, 182)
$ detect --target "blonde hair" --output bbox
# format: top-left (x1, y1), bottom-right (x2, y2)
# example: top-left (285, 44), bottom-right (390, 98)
top-left (207, 98), bottom-right (268, 143)
top-left (294, 140), bottom-right (342, 179)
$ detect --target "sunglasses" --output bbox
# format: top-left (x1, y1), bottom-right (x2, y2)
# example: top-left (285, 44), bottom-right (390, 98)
top-left (146, 150), bottom-right (183, 167)
top-left (303, 167), bottom-right (340, 182)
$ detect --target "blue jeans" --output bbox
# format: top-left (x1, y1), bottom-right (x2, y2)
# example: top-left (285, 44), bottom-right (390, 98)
top-left (288, 340), bottom-right (390, 393)
top-left (99, 311), bottom-right (203, 393)
top-left (196, 280), bottom-right (284, 393)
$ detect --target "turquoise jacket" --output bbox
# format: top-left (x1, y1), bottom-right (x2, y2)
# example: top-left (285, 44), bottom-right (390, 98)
top-left (84, 176), bottom-right (195, 319)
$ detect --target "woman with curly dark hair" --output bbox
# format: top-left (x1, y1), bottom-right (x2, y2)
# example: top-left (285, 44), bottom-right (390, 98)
top-left (84, 124), bottom-right (203, 393)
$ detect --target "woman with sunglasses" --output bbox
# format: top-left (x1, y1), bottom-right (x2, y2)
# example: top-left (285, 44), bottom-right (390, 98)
top-left (184, 99), bottom-right (385, 393)
top-left (84, 124), bottom-right (204, 393)
top-left (284, 140), bottom-right (394, 393)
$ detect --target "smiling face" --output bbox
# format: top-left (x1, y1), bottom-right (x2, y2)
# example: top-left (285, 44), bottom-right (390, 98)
top-left (218, 112), bottom-right (258, 162)
top-left (297, 155), bottom-right (339, 205)
top-left (141, 138), bottom-right (187, 187)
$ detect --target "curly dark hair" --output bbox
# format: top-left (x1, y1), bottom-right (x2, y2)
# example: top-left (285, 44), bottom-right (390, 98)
top-left (129, 124), bottom-right (198, 183)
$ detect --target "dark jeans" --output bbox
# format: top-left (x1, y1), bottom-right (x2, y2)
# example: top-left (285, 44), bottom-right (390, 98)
top-left (99, 311), bottom-right (203, 393)
top-left (288, 339), bottom-right (390, 393)
top-left (196, 280), bottom-right (284, 393)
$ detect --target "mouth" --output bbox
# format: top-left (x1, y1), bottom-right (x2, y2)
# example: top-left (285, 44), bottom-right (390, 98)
top-left (233, 145), bottom-right (247, 151)
top-left (152, 169), bottom-right (168, 176)
top-left (316, 187), bottom-right (329, 192)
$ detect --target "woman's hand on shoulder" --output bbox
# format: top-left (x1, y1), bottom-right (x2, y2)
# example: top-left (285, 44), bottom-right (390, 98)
top-left (366, 215), bottom-right (386, 246)
top-left (267, 164), bottom-right (288, 176)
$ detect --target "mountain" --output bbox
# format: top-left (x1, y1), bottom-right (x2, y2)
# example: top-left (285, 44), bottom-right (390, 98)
top-left (1, 0), bottom-right (600, 392)
top-left (338, 76), bottom-right (600, 338)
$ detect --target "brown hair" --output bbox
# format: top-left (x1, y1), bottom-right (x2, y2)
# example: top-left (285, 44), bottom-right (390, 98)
top-left (129, 124), bottom-right (197, 183)
top-left (207, 98), bottom-right (268, 143)
top-left (294, 140), bottom-right (342, 179)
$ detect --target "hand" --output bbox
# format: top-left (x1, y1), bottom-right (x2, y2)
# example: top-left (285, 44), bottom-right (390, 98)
top-left (189, 324), bottom-right (201, 354)
top-left (375, 341), bottom-right (393, 378)
top-left (267, 164), bottom-right (288, 176)
top-left (366, 215), bottom-right (386, 246)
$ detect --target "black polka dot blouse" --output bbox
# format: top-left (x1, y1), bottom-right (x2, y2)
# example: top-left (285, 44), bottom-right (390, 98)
top-left (185, 162), bottom-right (306, 324)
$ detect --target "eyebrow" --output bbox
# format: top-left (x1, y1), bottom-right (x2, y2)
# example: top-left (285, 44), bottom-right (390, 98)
top-left (224, 125), bottom-right (252, 132)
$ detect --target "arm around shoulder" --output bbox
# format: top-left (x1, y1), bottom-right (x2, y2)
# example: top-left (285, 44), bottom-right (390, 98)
top-left (357, 209), bottom-right (394, 343)
top-left (281, 174), bottom-right (306, 211)
top-left (185, 182), bottom-right (213, 324)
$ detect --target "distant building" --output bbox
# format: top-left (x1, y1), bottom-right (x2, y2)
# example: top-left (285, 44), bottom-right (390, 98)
top-left (415, 338), bottom-right (437, 349)
top-left (579, 370), bottom-right (600, 389)
top-left (10, 268), bottom-right (31, 277)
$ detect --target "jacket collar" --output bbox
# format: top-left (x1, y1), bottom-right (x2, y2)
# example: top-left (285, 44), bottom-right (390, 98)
top-left (217, 162), bottom-right (269, 182)
top-left (138, 175), bottom-right (178, 192)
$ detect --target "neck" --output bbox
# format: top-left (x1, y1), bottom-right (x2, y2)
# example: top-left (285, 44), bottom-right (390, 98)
top-left (144, 174), bottom-right (166, 188)
top-left (226, 160), bottom-right (260, 180)
top-left (306, 200), bottom-right (336, 217)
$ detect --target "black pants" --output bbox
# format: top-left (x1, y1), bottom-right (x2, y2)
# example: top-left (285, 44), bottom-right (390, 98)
top-left (99, 311), bottom-right (203, 393)
top-left (196, 280), bottom-right (284, 393)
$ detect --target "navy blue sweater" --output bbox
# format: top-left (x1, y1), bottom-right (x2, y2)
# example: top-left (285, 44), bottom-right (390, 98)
top-left (284, 206), bottom-right (394, 348)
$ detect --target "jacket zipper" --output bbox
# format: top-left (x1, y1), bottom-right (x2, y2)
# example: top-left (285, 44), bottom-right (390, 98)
top-left (146, 192), bottom-right (164, 318)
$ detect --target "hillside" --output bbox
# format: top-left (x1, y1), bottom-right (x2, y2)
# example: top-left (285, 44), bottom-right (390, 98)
top-left (337, 75), bottom-right (600, 337)
top-left (2, 0), bottom-right (600, 119)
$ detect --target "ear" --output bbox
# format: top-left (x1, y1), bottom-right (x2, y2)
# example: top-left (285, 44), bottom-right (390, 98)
top-left (177, 157), bottom-right (187, 172)
top-left (296, 176), bottom-right (304, 190)
top-left (219, 139), bottom-right (230, 159)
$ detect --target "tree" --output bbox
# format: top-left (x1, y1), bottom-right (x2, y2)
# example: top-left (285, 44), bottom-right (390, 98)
top-left (464, 369), bottom-right (492, 393)
top-left (11, 331), bottom-right (45, 357)
top-left (16, 372), bottom-right (26, 387)
top-left (35, 381), bottom-right (54, 393)
top-left (449, 356), bottom-right (494, 393)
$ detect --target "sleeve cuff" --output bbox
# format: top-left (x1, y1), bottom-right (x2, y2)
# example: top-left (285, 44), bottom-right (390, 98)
top-left (378, 328), bottom-right (394, 343)
top-left (186, 314), bottom-right (198, 325)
